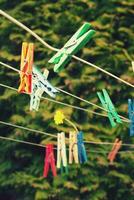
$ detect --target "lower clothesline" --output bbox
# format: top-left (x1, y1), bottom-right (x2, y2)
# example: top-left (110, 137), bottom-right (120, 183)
top-left (0, 61), bottom-right (130, 123)
top-left (0, 135), bottom-right (134, 154)
top-left (0, 120), bottom-right (134, 148)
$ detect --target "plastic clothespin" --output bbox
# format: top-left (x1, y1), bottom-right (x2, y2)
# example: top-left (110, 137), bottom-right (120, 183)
top-left (57, 132), bottom-right (68, 174)
top-left (49, 23), bottom-right (96, 73)
top-left (69, 131), bottom-right (79, 164)
top-left (43, 144), bottom-right (57, 178)
top-left (97, 89), bottom-right (122, 127)
top-left (32, 67), bottom-right (58, 98)
top-left (77, 131), bottom-right (87, 163)
top-left (108, 138), bottom-right (122, 164)
top-left (30, 67), bottom-right (58, 111)
top-left (128, 99), bottom-right (134, 136)
top-left (18, 42), bottom-right (34, 94)
top-left (30, 86), bottom-right (43, 111)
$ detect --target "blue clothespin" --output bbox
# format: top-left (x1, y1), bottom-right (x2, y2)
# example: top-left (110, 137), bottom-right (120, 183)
top-left (128, 99), bottom-right (134, 136)
top-left (77, 131), bottom-right (87, 163)
top-left (97, 89), bottom-right (122, 127)
top-left (30, 67), bottom-right (59, 111)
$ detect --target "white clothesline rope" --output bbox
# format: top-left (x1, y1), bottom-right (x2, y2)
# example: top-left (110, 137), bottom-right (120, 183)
top-left (0, 61), bottom-right (130, 123)
top-left (0, 120), bottom-right (134, 148)
top-left (0, 9), bottom-right (134, 89)
top-left (0, 81), bottom-right (108, 118)
top-left (1, 135), bottom-right (134, 154)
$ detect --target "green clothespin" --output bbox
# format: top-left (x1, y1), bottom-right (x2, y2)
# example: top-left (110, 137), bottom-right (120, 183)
top-left (97, 89), bottom-right (122, 127)
top-left (49, 23), bottom-right (96, 73)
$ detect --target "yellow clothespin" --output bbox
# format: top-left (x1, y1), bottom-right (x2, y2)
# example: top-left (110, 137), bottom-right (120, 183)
top-left (18, 42), bottom-right (34, 94)
top-left (57, 132), bottom-right (68, 173)
top-left (69, 131), bottom-right (79, 164)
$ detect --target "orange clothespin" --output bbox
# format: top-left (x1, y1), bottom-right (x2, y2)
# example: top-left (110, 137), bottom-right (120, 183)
top-left (69, 131), bottom-right (79, 164)
top-left (18, 42), bottom-right (34, 94)
top-left (108, 138), bottom-right (122, 164)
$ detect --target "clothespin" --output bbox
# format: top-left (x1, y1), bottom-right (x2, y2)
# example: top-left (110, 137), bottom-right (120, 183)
top-left (69, 131), bottom-right (79, 164)
top-left (30, 67), bottom-right (58, 111)
top-left (57, 132), bottom-right (68, 174)
top-left (30, 86), bottom-right (43, 111)
top-left (108, 138), bottom-right (122, 164)
top-left (77, 131), bottom-right (87, 163)
top-left (49, 23), bottom-right (95, 73)
top-left (43, 144), bottom-right (57, 178)
top-left (128, 99), bottom-right (134, 136)
top-left (18, 42), bottom-right (34, 94)
top-left (97, 89), bottom-right (122, 127)
top-left (32, 67), bottom-right (58, 98)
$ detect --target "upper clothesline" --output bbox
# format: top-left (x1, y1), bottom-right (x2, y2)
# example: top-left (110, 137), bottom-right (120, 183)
top-left (0, 9), bottom-right (134, 88)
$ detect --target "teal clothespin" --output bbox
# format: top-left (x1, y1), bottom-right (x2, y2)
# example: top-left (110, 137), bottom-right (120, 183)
top-left (97, 89), bottom-right (122, 127)
top-left (60, 160), bottom-right (68, 175)
top-left (49, 23), bottom-right (96, 73)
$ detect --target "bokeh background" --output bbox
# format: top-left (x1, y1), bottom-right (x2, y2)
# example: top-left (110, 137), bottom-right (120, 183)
top-left (0, 0), bottom-right (134, 199)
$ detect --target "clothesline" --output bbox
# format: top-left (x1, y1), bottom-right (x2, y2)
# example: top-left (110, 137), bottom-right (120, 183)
top-left (0, 82), bottom-right (107, 118)
top-left (0, 61), bottom-right (130, 123)
top-left (0, 120), bottom-right (134, 147)
top-left (0, 9), bottom-right (134, 89)
top-left (1, 135), bottom-right (134, 154)
top-left (0, 136), bottom-right (129, 154)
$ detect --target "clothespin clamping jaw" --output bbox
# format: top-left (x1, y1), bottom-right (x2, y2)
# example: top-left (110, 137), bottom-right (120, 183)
top-left (49, 23), bottom-right (96, 73)
top-left (57, 132), bottom-right (68, 174)
top-left (43, 144), bottom-right (57, 178)
top-left (18, 42), bottom-right (34, 94)
top-left (77, 131), bottom-right (87, 163)
top-left (69, 131), bottom-right (79, 164)
top-left (108, 138), bottom-right (122, 164)
top-left (30, 67), bottom-right (58, 111)
top-left (128, 99), bottom-right (134, 136)
top-left (97, 89), bottom-right (122, 127)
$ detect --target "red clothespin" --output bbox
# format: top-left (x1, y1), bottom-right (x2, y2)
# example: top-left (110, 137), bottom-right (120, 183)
top-left (18, 42), bottom-right (34, 94)
top-left (108, 138), bottom-right (122, 164)
top-left (43, 144), bottom-right (57, 178)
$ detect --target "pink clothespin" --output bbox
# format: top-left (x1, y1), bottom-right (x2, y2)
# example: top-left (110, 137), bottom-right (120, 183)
top-left (43, 144), bottom-right (57, 178)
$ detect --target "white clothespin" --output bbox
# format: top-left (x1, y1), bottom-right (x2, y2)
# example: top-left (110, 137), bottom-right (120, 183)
top-left (30, 86), bottom-right (44, 111)
top-left (69, 131), bottom-right (79, 164)
top-left (30, 67), bottom-right (58, 111)
top-left (57, 132), bottom-right (68, 171)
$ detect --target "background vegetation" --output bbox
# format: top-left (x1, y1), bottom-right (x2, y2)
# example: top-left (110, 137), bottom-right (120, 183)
top-left (0, 0), bottom-right (134, 199)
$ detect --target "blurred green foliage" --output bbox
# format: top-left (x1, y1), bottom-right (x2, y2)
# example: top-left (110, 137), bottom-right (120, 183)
top-left (0, 0), bottom-right (134, 199)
